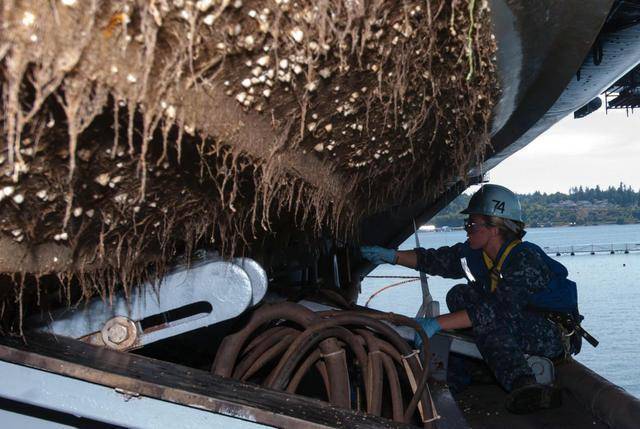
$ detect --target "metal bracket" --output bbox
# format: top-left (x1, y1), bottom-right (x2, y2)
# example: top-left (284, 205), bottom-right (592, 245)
top-left (29, 255), bottom-right (267, 350)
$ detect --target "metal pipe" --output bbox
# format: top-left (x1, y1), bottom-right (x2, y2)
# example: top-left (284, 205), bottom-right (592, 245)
top-left (326, 310), bottom-right (432, 424)
top-left (356, 329), bottom-right (384, 416)
top-left (242, 326), bottom-right (290, 355)
top-left (286, 349), bottom-right (323, 394)
top-left (266, 325), bottom-right (369, 394)
top-left (380, 351), bottom-right (404, 422)
top-left (233, 327), bottom-right (299, 379)
top-left (240, 333), bottom-right (297, 382)
top-left (212, 303), bottom-right (350, 407)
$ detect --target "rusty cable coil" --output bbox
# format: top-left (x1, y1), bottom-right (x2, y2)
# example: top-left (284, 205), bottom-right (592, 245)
top-left (212, 302), bottom-right (436, 427)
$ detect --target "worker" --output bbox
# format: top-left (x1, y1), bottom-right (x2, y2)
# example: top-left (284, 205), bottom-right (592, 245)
top-left (361, 184), bottom-right (581, 414)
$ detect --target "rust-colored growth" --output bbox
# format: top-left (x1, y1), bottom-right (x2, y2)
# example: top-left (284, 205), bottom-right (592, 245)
top-left (0, 0), bottom-right (497, 318)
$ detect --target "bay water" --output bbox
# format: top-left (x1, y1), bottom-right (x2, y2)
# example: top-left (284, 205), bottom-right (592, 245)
top-left (359, 224), bottom-right (640, 397)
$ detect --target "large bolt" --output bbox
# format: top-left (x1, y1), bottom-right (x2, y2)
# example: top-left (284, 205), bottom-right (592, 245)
top-left (106, 322), bottom-right (129, 344)
top-left (101, 316), bottom-right (138, 350)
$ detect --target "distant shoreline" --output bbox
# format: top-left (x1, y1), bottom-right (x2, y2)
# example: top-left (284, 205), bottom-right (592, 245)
top-left (420, 222), bottom-right (640, 232)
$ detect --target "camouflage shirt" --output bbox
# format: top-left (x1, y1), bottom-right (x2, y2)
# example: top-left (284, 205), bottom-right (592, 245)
top-left (415, 242), bottom-right (553, 314)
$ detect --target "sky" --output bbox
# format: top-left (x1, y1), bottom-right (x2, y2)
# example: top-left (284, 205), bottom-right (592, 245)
top-left (488, 105), bottom-right (640, 195)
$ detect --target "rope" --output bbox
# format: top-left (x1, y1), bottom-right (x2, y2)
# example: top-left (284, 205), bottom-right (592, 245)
top-left (401, 350), bottom-right (419, 360)
top-left (364, 278), bottom-right (420, 307)
top-left (320, 349), bottom-right (346, 358)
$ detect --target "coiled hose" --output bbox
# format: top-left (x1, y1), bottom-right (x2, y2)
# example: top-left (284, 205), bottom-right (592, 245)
top-left (212, 302), bottom-right (437, 427)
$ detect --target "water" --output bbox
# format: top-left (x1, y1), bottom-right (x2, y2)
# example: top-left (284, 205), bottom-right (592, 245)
top-left (359, 224), bottom-right (640, 397)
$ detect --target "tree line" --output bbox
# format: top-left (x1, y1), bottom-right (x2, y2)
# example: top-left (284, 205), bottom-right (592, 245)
top-left (431, 183), bottom-right (640, 228)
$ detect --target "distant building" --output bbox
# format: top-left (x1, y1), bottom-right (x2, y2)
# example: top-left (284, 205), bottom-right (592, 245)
top-left (419, 224), bottom-right (436, 232)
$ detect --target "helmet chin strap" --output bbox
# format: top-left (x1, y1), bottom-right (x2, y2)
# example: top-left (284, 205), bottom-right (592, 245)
top-left (503, 219), bottom-right (527, 239)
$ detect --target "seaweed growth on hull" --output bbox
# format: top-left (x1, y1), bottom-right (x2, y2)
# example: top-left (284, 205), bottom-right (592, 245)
top-left (0, 0), bottom-right (496, 316)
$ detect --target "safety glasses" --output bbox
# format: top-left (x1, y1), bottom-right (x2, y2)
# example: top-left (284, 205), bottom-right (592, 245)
top-left (463, 219), bottom-right (491, 233)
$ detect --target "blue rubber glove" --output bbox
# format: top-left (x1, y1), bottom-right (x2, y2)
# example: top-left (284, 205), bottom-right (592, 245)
top-left (360, 246), bottom-right (397, 265)
top-left (414, 317), bottom-right (442, 348)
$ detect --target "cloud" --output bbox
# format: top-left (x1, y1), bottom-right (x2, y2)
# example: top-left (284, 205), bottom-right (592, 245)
top-left (489, 108), bottom-right (640, 193)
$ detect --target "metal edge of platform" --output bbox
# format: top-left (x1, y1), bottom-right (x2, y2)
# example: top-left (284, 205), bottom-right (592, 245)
top-left (0, 333), bottom-right (417, 429)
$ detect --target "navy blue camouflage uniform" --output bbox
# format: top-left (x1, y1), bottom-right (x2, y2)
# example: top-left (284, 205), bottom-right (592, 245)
top-left (415, 241), bottom-right (566, 391)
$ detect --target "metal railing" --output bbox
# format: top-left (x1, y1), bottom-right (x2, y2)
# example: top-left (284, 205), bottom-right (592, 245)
top-left (543, 243), bottom-right (640, 256)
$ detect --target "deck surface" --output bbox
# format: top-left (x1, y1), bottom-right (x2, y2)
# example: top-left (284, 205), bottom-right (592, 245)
top-left (0, 333), bottom-right (416, 429)
top-left (455, 383), bottom-right (609, 429)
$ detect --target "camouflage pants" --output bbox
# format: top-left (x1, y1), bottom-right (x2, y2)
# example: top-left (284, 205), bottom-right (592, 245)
top-left (446, 283), bottom-right (564, 391)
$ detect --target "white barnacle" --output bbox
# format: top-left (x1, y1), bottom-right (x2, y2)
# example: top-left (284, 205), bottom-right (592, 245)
top-left (290, 27), bottom-right (304, 43)
top-left (180, 9), bottom-right (191, 21)
top-left (324, 123), bottom-right (333, 132)
top-left (61, 0), bottom-right (77, 6)
top-left (292, 64), bottom-right (303, 75)
top-left (11, 229), bottom-right (22, 237)
top-left (13, 194), bottom-right (24, 204)
top-left (54, 232), bottom-right (68, 241)
top-left (114, 193), bottom-right (128, 204)
top-left (257, 55), bottom-right (270, 67)
top-left (126, 73), bottom-right (137, 83)
top-left (165, 105), bottom-right (176, 119)
top-left (262, 88), bottom-right (271, 98)
top-left (203, 14), bottom-right (215, 26)
top-left (3, 186), bottom-right (15, 197)
top-left (229, 24), bottom-right (242, 36)
top-left (236, 92), bottom-right (247, 103)
top-left (248, 9), bottom-right (257, 18)
top-left (279, 59), bottom-right (289, 69)
top-left (95, 173), bottom-right (110, 187)
top-left (251, 66), bottom-right (262, 77)
top-left (22, 11), bottom-right (35, 27)
top-left (307, 122), bottom-right (317, 132)
top-left (278, 72), bottom-right (291, 83)
top-left (196, 0), bottom-right (213, 12)
top-left (73, 207), bottom-right (83, 217)
top-left (244, 35), bottom-right (255, 49)
top-left (241, 78), bottom-right (252, 88)
top-left (36, 190), bottom-right (48, 200)
top-left (319, 68), bottom-right (332, 79)
top-left (305, 80), bottom-right (318, 92)
top-left (313, 143), bottom-right (324, 152)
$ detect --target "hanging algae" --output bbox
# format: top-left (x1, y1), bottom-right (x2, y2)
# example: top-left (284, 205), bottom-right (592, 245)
top-left (0, 0), bottom-right (497, 311)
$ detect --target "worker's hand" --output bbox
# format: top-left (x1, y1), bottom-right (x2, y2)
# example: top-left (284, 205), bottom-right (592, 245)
top-left (414, 317), bottom-right (442, 348)
top-left (360, 246), bottom-right (398, 265)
